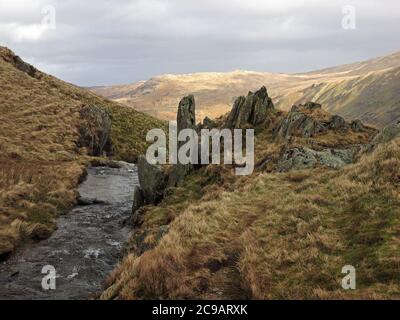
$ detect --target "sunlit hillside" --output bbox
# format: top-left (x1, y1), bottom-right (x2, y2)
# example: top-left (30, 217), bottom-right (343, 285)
top-left (91, 51), bottom-right (400, 127)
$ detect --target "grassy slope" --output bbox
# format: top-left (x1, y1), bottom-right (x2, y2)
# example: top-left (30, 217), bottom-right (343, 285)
top-left (281, 67), bottom-right (400, 128)
top-left (0, 47), bottom-right (164, 257)
top-left (101, 111), bottom-right (399, 300)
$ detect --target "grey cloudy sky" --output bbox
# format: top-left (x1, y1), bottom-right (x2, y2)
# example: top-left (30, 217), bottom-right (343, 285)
top-left (0, 0), bottom-right (399, 86)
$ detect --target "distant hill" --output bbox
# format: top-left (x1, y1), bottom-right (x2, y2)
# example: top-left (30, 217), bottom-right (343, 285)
top-left (90, 51), bottom-right (400, 128)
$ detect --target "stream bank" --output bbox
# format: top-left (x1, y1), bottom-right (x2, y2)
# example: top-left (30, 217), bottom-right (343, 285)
top-left (0, 162), bottom-right (137, 300)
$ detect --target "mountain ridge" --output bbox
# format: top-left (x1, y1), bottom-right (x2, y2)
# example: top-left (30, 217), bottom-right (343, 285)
top-left (90, 50), bottom-right (400, 128)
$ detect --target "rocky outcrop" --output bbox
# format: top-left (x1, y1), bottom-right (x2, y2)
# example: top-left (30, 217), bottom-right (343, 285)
top-left (303, 102), bottom-right (322, 110)
top-left (137, 155), bottom-right (167, 205)
top-left (13, 56), bottom-right (38, 78)
top-left (202, 116), bottom-right (218, 129)
top-left (0, 47), bottom-right (40, 78)
top-left (226, 86), bottom-right (275, 128)
top-left (277, 109), bottom-right (326, 139)
top-left (78, 105), bottom-right (112, 156)
top-left (168, 95), bottom-right (198, 187)
top-left (329, 115), bottom-right (347, 130)
top-left (350, 119), bottom-right (367, 132)
top-left (278, 147), bottom-right (357, 172)
top-left (132, 95), bottom-right (199, 215)
top-left (369, 122), bottom-right (400, 150)
top-left (167, 163), bottom-right (194, 188)
top-left (177, 95), bottom-right (196, 132)
top-left (277, 102), bottom-right (370, 139)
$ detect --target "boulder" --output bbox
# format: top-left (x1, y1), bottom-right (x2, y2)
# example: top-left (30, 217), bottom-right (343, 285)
top-left (277, 111), bottom-right (321, 139)
top-left (226, 86), bottom-right (274, 128)
top-left (371, 122), bottom-right (400, 147)
top-left (330, 115), bottom-right (347, 130)
top-left (277, 102), bottom-right (332, 139)
top-left (137, 155), bottom-right (167, 205)
top-left (77, 196), bottom-right (109, 206)
top-left (303, 102), bottom-right (322, 110)
top-left (291, 105), bottom-right (300, 112)
top-left (350, 119), bottom-right (367, 132)
top-left (278, 147), bottom-right (318, 172)
top-left (278, 147), bottom-right (356, 172)
top-left (13, 55), bottom-right (38, 78)
top-left (78, 105), bottom-right (112, 156)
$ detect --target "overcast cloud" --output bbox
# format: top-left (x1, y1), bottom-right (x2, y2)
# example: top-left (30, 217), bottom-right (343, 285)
top-left (0, 0), bottom-right (399, 86)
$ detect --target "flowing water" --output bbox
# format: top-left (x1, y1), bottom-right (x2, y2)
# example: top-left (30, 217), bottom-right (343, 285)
top-left (0, 162), bottom-right (137, 300)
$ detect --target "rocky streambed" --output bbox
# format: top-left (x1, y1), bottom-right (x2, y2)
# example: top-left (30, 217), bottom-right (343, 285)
top-left (0, 162), bottom-right (137, 300)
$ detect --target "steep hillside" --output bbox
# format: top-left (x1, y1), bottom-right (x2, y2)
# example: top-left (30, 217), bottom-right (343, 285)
top-left (307, 51), bottom-right (400, 76)
top-left (0, 46), bottom-right (163, 258)
top-left (91, 50), bottom-right (400, 128)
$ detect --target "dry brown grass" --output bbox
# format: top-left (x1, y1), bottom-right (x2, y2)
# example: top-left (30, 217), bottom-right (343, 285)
top-left (0, 160), bottom-right (84, 257)
top-left (102, 137), bottom-right (400, 300)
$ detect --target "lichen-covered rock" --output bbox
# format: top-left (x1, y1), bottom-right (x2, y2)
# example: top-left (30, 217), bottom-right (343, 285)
top-left (330, 115), bottom-right (347, 130)
top-left (0, 47), bottom-right (40, 78)
top-left (277, 102), bottom-right (362, 139)
top-left (78, 105), bottom-right (112, 156)
top-left (177, 95), bottom-right (196, 133)
top-left (226, 86), bottom-right (274, 128)
top-left (137, 155), bottom-right (167, 205)
top-left (168, 163), bottom-right (194, 187)
top-left (13, 56), bottom-right (38, 78)
top-left (330, 148), bottom-right (357, 164)
top-left (277, 110), bottom-right (324, 139)
top-left (168, 95), bottom-right (198, 187)
top-left (203, 116), bottom-right (217, 129)
top-left (303, 102), bottom-right (322, 110)
top-left (351, 119), bottom-right (367, 132)
top-left (278, 147), bottom-right (318, 171)
top-left (278, 147), bottom-right (356, 172)
top-left (370, 122), bottom-right (400, 147)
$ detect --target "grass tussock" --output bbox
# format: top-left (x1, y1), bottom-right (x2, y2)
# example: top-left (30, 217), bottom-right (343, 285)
top-left (0, 160), bottom-right (84, 257)
top-left (102, 138), bottom-right (400, 300)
